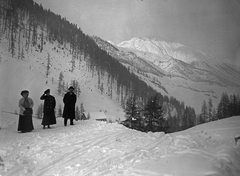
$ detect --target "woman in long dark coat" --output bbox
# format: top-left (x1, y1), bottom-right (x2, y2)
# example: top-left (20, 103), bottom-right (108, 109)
top-left (40, 89), bottom-right (56, 129)
top-left (63, 86), bottom-right (76, 126)
top-left (18, 90), bottom-right (34, 133)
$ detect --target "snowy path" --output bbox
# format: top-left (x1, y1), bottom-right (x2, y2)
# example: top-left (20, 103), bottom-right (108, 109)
top-left (0, 119), bottom-right (172, 176)
top-left (0, 117), bottom-right (240, 176)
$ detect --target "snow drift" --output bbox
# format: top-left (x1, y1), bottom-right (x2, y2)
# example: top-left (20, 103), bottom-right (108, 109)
top-left (0, 116), bottom-right (239, 176)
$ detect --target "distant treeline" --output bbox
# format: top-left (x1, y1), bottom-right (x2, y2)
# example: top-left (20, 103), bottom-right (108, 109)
top-left (199, 92), bottom-right (240, 124)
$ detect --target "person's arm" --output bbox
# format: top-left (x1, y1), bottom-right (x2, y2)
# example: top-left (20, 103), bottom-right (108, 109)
top-left (40, 94), bottom-right (46, 100)
top-left (18, 98), bottom-right (25, 111)
top-left (74, 94), bottom-right (77, 104)
top-left (29, 98), bottom-right (34, 108)
top-left (53, 96), bottom-right (56, 109)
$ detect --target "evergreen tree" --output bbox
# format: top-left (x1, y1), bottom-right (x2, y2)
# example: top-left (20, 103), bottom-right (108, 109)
top-left (124, 95), bottom-right (142, 130)
top-left (143, 93), bottom-right (168, 132)
top-left (229, 93), bottom-right (238, 117)
top-left (212, 107), bottom-right (217, 121)
top-left (80, 103), bottom-right (85, 120)
top-left (199, 100), bottom-right (207, 124)
top-left (40, 27), bottom-right (44, 52)
top-left (75, 106), bottom-right (81, 121)
top-left (46, 53), bottom-right (51, 78)
top-left (237, 94), bottom-right (240, 115)
top-left (182, 106), bottom-right (195, 130)
top-left (58, 72), bottom-right (64, 95)
top-left (208, 97), bottom-right (213, 122)
top-left (71, 80), bottom-right (81, 98)
top-left (217, 92), bottom-right (229, 119)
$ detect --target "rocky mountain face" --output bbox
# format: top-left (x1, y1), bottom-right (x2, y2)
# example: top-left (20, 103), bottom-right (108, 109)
top-left (93, 37), bottom-right (240, 113)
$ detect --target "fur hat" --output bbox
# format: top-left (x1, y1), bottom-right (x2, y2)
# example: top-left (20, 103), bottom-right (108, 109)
top-left (68, 86), bottom-right (74, 90)
top-left (21, 90), bottom-right (29, 96)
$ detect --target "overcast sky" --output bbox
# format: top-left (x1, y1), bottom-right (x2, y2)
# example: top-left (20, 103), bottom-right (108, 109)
top-left (34, 0), bottom-right (240, 64)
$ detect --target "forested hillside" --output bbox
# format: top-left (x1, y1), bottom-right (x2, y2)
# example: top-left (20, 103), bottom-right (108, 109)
top-left (1, 0), bottom-right (198, 132)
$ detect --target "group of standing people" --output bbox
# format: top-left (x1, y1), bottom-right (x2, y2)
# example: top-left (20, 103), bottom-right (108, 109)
top-left (17, 86), bottom-right (77, 133)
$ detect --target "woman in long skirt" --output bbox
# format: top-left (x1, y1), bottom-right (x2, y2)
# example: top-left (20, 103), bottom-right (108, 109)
top-left (18, 90), bottom-right (34, 133)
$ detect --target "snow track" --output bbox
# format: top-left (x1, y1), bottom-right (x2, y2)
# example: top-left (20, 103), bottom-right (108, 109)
top-left (1, 117), bottom-right (240, 176)
top-left (0, 119), bottom-right (172, 176)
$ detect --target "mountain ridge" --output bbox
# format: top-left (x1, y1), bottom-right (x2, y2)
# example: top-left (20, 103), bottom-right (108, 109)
top-left (94, 36), bottom-right (240, 113)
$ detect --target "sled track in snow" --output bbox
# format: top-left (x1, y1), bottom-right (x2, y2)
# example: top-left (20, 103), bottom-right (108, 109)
top-left (1, 122), bottom-right (174, 176)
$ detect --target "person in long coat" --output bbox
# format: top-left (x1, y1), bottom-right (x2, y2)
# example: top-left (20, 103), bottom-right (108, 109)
top-left (40, 89), bottom-right (56, 129)
top-left (63, 86), bottom-right (76, 126)
top-left (18, 90), bottom-right (34, 133)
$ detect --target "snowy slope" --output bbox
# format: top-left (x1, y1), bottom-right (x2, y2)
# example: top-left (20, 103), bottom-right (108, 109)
top-left (94, 37), bottom-right (240, 113)
top-left (0, 33), bottom-right (125, 128)
top-left (0, 116), bottom-right (239, 176)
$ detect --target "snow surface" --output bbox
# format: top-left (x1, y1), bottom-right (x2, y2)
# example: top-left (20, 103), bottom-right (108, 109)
top-left (0, 116), bottom-right (240, 176)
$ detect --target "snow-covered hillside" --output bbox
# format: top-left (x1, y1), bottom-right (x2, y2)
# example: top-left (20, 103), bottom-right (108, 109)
top-left (94, 37), bottom-right (240, 113)
top-left (0, 34), bottom-right (125, 128)
top-left (0, 115), bottom-right (239, 176)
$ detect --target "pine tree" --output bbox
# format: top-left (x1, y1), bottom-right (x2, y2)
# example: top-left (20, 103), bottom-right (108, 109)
top-left (208, 97), bottom-right (213, 122)
top-left (71, 55), bottom-right (75, 72)
top-left (46, 53), bottom-right (51, 78)
top-left (212, 107), bottom-right (217, 121)
top-left (75, 106), bottom-right (81, 121)
top-left (80, 103), bottom-right (85, 120)
top-left (40, 27), bottom-right (44, 52)
top-left (124, 95), bottom-right (142, 130)
top-left (144, 93), bottom-right (168, 132)
top-left (229, 93), bottom-right (238, 117)
top-left (237, 94), bottom-right (240, 115)
top-left (58, 72), bottom-right (64, 95)
top-left (199, 100), bottom-right (207, 124)
top-left (217, 92), bottom-right (229, 119)
top-left (182, 106), bottom-right (195, 130)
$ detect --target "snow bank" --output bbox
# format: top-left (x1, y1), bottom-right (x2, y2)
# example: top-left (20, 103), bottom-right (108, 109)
top-left (0, 116), bottom-right (239, 176)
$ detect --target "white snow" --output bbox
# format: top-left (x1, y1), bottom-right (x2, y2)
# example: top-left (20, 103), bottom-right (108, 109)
top-left (0, 116), bottom-right (239, 176)
top-left (1, 14), bottom-right (240, 176)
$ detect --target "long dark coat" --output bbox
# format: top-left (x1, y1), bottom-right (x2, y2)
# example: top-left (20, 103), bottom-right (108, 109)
top-left (62, 92), bottom-right (76, 120)
top-left (40, 94), bottom-right (56, 125)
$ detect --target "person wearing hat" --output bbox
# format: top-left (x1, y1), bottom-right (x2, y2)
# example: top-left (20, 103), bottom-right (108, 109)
top-left (62, 86), bottom-right (77, 126)
top-left (18, 90), bottom-right (34, 133)
top-left (40, 89), bottom-right (56, 129)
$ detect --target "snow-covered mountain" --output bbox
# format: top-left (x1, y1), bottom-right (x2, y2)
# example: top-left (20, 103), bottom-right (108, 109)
top-left (93, 37), bottom-right (240, 113)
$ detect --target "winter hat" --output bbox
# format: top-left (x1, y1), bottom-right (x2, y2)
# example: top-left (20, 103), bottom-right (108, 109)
top-left (44, 89), bottom-right (50, 94)
top-left (68, 86), bottom-right (74, 90)
top-left (21, 90), bottom-right (29, 96)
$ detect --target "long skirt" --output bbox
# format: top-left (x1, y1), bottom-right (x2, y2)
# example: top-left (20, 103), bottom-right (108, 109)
top-left (41, 111), bottom-right (56, 126)
top-left (17, 115), bottom-right (34, 133)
